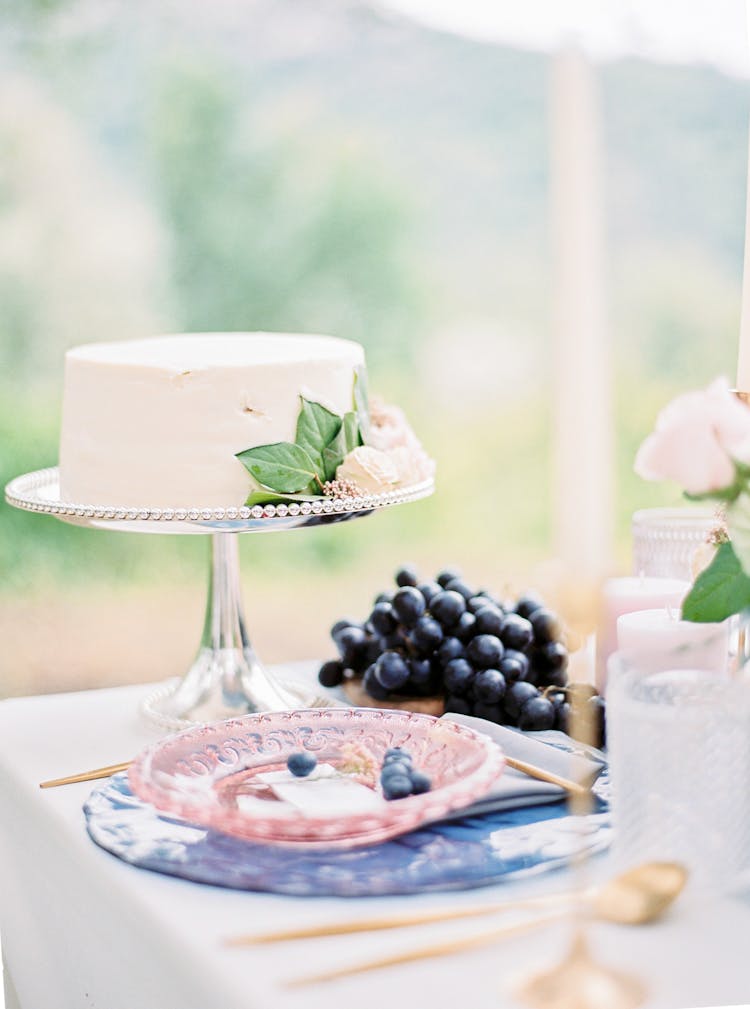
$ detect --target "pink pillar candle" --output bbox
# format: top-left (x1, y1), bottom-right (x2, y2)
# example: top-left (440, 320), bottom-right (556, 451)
top-left (616, 608), bottom-right (729, 676)
top-left (596, 576), bottom-right (689, 693)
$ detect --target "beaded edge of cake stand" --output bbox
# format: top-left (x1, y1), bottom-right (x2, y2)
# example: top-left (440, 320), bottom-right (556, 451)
top-left (5, 467), bottom-right (435, 522)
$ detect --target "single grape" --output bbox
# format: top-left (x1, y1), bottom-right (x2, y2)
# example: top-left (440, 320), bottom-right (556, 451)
top-left (317, 659), bottom-right (345, 687)
top-left (395, 565), bottom-right (419, 588)
top-left (363, 664), bottom-right (391, 701)
top-left (500, 614), bottom-right (534, 652)
top-left (444, 578), bottom-right (475, 602)
top-left (430, 590), bottom-right (466, 629)
top-left (530, 608), bottom-right (561, 645)
top-left (374, 591), bottom-right (392, 605)
top-left (443, 658), bottom-right (475, 696)
top-left (437, 636), bottom-right (464, 667)
top-left (374, 650), bottom-right (410, 690)
top-left (335, 626), bottom-right (368, 668)
top-left (410, 615), bottom-right (442, 652)
top-left (518, 696), bottom-right (556, 731)
top-left (419, 581), bottom-right (442, 605)
top-left (504, 680), bottom-right (539, 719)
top-left (472, 668), bottom-right (506, 704)
top-left (369, 601), bottom-right (397, 636)
top-left (381, 773), bottom-right (413, 800)
top-left (499, 650), bottom-right (530, 682)
top-left (409, 770), bottom-right (432, 794)
top-left (466, 634), bottom-right (504, 669)
top-left (391, 587), bottom-right (426, 627)
top-left (384, 747), bottom-right (412, 761)
top-left (331, 618), bottom-right (356, 639)
top-left (436, 568), bottom-right (462, 588)
top-left (514, 593), bottom-right (545, 619)
top-left (473, 606), bottom-right (506, 637)
top-left (454, 612), bottom-right (477, 642)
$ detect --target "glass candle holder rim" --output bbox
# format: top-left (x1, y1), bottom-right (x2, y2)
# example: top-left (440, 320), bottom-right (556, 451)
top-left (631, 505), bottom-right (718, 528)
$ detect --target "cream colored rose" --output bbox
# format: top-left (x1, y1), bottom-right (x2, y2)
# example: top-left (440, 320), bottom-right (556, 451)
top-left (336, 446), bottom-right (400, 494)
top-left (368, 397), bottom-right (422, 452)
top-left (389, 444), bottom-right (436, 484)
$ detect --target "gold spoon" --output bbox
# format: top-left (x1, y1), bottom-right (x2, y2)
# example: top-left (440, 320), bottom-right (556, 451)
top-left (228, 861), bottom-right (686, 946)
top-left (279, 862), bottom-right (687, 987)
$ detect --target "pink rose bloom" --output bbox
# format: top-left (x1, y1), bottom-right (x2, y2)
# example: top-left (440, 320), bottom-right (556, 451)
top-left (635, 378), bottom-right (750, 495)
top-left (389, 445), bottom-right (436, 484)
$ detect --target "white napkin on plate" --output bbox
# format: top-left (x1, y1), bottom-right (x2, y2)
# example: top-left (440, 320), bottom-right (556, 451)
top-left (439, 713), bottom-right (606, 818)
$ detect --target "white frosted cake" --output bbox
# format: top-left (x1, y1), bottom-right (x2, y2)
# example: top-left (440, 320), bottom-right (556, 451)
top-left (59, 332), bottom-right (366, 508)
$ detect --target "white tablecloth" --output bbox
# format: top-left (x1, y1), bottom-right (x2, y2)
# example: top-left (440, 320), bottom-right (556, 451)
top-left (0, 675), bottom-right (749, 1009)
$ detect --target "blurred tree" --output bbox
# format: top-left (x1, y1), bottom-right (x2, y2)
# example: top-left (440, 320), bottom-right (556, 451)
top-left (147, 58), bottom-right (426, 369)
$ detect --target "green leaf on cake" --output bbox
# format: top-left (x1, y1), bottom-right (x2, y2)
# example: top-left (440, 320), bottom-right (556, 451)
top-left (321, 411), bottom-right (362, 480)
top-left (235, 442), bottom-right (320, 494)
top-left (681, 540), bottom-right (750, 622)
top-left (295, 398), bottom-right (342, 474)
top-left (353, 366), bottom-right (370, 443)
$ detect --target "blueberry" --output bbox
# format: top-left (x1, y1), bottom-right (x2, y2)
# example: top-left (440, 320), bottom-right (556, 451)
top-left (437, 636), bottom-right (464, 667)
top-left (472, 701), bottom-right (504, 723)
top-left (466, 634), bottom-right (504, 669)
top-left (287, 751), bottom-right (317, 777)
top-left (381, 760), bottom-right (412, 779)
top-left (318, 659), bottom-right (345, 687)
top-left (384, 747), bottom-right (412, 761)
top-left (375, 650), bottom-right (410, 690)
top-left (370, 602), bottom-right (397, 636)
top-left (443, 657), bottom-right (475, 696)
top-left (444, 578), bottom-right (475, 602)
top-left (395, 565), bottom-right (419, 588)
top-left (499, 650), bottom-right (530, 682)
top-left (444, 694), bottom-right (472, 715)
top-left (518, 696), bottom-right (556, 731)
top-left (392, 586), bottom-right (426, 627)
top-left (411, 615), bottom-right (444, 652)
top-left (436, 568), bottom-right (462, 588)
top-left (363, 664), bottom-right (391, 700)
top-left (530, 609), bottom-right (561, 645)
top-left (429, 590), bottom-right (466, 629)
top-left (472, 668), bottom-right (506, 704)
top-left (504, 681), bottom-right (539, 719)
top-left (419, 581), bottom-right (442, 605)
top-left (515, 593), bottom-right (545, 619)
top-left (473, 606), bottom-right (506, 637)
top-left (500, 614), bottom-right (534, 652)
top-left (454, 612), bottom-right (477, 642)
top-left (335, 626), bottom-right (368, 667)
top-left (382, 774), bottom-right (413, 800)
top-left (409, 770), bottom-right (432, 794)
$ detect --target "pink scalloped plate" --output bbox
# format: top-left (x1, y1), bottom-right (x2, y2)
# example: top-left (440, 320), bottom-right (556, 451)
top-left (128, 707), bottom-right (505, 849)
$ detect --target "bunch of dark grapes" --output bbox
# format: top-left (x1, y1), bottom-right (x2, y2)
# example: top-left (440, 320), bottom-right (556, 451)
top-left (318, 566), bottom-right (606, 747)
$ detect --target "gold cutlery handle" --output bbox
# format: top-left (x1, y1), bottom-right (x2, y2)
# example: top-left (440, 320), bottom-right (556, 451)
top-left (39, 761), bottom-right (132, 789)
top-left (285, 911), bottom-right (568, 986)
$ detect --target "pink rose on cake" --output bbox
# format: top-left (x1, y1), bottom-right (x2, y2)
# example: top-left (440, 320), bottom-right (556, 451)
top-left (367, 397), bottom-right (423, 453)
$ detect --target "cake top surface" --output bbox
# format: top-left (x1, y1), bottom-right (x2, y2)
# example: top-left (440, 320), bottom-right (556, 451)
top-left (66, 333), bottom-right (364, 371)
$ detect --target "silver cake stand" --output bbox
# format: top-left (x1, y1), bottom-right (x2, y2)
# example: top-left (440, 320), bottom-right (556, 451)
top-left (5, 467), bottom-right (434, 730)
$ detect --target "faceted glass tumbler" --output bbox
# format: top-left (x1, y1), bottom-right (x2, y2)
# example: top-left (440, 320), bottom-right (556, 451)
top-left (607, 658), bottom-right (750, 894)
top-left (631, 506), bottom-right (719, 580)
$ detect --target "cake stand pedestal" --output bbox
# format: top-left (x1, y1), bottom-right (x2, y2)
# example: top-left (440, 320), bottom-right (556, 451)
top-left (5, 467), bottom-right (434, 730)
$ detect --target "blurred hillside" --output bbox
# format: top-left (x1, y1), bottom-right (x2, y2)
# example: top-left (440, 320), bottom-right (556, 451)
top-left (0, 0), bottom-right (746, 692)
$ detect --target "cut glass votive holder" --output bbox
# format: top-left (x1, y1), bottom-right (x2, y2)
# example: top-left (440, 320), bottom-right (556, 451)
top-left (631, 506), bottom-right (719, 581)
top-left (607, 652), bottom-right (750, 894)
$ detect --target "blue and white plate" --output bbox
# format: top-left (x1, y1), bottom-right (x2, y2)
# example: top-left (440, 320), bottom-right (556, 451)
top-left (84, 771), bottom-right (611, 897)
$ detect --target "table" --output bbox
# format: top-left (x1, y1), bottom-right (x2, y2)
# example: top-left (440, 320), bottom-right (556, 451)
top-left (1, 674), bottom-right (749, 1009)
